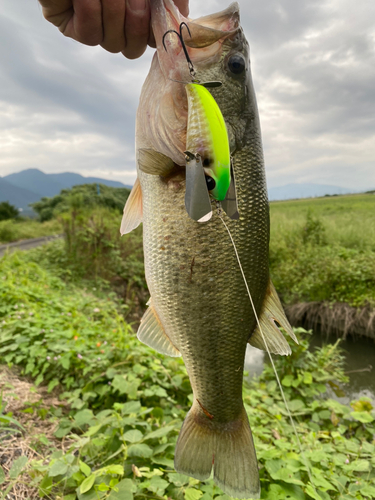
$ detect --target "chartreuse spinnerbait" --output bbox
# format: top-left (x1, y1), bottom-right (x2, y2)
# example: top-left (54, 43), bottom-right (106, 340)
top-left (185, 82), bottom-right (239, 222)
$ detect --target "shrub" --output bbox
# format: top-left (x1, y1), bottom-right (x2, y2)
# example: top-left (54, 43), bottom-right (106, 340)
top-left (31, 184), bottom-right (130, 222)
top-left (0, 201), bottom-right (19, 221)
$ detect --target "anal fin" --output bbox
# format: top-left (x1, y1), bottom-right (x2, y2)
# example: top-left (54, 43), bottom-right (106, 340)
top-left (248, 280), bottom-right (298, 356)
top-left (137, 299), bottom-right (181, 357)
top-left (120, 177), bottom-right (142, 235)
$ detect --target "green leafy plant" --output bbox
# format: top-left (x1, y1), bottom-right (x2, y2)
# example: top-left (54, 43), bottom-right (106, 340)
top-left (0, 252), bottom-right (374, 499)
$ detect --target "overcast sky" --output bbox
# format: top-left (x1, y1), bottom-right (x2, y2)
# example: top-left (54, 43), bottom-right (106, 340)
top-left (1, 0), bottom-right (374, 190)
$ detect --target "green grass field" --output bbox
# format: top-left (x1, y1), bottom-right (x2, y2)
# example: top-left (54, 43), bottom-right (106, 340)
top-left (0, 218), bottom-right (61, 244)
top-left (269, 193), bottom-right (375, 307)
top-left (270, 194), bottom-right (375, 252)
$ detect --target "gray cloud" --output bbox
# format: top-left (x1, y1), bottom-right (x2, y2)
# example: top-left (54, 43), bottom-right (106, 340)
top-left (1, 0), bottom-right (375, 190)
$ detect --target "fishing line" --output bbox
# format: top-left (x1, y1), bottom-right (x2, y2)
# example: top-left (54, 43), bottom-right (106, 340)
top-left (218, 211), bottom-right (318, 495)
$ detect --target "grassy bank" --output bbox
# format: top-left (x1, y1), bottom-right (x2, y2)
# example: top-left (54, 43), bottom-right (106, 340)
top-left (0, 218), bottom-right (61, 244)
top-left (1, 251), bottom-right (375, 499)
top-left (269, 193), bottom-right (375, 308)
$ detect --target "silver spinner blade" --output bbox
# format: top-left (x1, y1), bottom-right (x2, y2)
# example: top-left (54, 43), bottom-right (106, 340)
top-left (184, 152), bottom-right (212, 222)
top-left (221, 161), bottom-right (239, 220)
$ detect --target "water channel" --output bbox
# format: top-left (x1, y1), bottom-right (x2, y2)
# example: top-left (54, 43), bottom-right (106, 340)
top-left (245, 331), bottom-right (375, 404)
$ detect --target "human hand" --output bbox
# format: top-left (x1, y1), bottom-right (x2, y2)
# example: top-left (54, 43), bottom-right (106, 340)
top-left (38, 0), bottom-right (189, 59)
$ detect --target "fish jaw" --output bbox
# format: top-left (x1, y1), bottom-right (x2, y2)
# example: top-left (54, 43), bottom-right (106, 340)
top-left (137, 1), bottom-right (242, 166)
top-left (151, 0), bottom-right (189, 84)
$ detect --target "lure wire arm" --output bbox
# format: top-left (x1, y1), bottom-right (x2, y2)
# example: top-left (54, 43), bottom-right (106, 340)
top-left (162, 22), bottom-right (197, 79)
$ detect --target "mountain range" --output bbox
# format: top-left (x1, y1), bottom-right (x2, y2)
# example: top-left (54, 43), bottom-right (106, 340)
top-left (0, 169), bottom-right (130, 213)
top-left (0, 169), bottom-right (366, 214)
top-left (267, 183), bottom-right (357, 201)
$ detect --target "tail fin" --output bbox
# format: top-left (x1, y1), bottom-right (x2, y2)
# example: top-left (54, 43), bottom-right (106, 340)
top-left (174, 402), bottom-right (260, 499)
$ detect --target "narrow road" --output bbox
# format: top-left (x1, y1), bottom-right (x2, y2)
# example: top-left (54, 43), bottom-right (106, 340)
top-left (0, 235), bottom-right (62, 257)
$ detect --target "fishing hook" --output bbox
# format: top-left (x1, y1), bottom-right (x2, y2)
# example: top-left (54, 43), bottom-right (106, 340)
top-left (162, 22), bottom-right (197, 79)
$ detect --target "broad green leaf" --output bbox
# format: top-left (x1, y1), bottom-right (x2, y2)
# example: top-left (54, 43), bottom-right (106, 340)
top-left (123, 429), bottom-right (143, 443)
top-left (120, 401), bottom-right (141, 415)
top-left (184, 488), bottom-right (203, 500)
top-left (305, 484), bottom-right (324, 500)
top-left (350, 411), bottom-right (374, 423)
top-left (151, 457), bottom-right (175, 468)
top-left (74, 409), bottom-right (95, 428)
top-left (147, 476), bottom-right (169, 495)
top-left (168, 473), bottom-right (190, 486)
top-left (127, 443), bottom-right (153, 458)
top-left (9, 455), bottom-right (28, 479)
top-left (80, 474), bottom-right (96, 494)
top-left (303, 372), bottom-right (313, 384)
top-left (107, 478), bottom-right (136, 500)
top-left (346, 459), bottom-right (370, 472)
top-left (39, 475), bottom-right (53, 497)
top-left (361, 485), bottom-right (375, 498)
top-left (80, 461), bottom-right (91, 477)
top-left (282, 375), bottom-right (294, 387)
top-left (270, 467), bottom-right (304, 485)
top-left (97, 483), bottom-right (110, 492)
top-left (288, 399), bottom-right (305, 412)
top-left (144, 425), bottom-right (175, 440)
top-left (106, 464), bottom-right (124, 475)
top-left (49, 460), bottom-right (68, 477)
top-left (312, 473), bottom-right (336, 491)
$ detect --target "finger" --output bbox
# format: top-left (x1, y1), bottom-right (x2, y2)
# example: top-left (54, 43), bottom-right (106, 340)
top-left (174, 0), bottom-right (189, 17)
top-left (148, 28), bottom-right (156, 49)
top-left (39, 0), bottom-right (103, 46)
top-left (100, 0), bottom-right (126, 53)
top-left (147, 0), bottom-right (188, 49)
top-left (122, 0), bottom-right (150, 59)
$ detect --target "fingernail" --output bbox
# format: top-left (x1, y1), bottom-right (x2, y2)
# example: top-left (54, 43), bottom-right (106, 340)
top-left (128, 0), bottom-right (148, 13)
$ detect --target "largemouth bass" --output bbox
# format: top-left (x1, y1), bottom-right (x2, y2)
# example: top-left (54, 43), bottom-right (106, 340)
top-left (121, 1), bottom-right (297, 498)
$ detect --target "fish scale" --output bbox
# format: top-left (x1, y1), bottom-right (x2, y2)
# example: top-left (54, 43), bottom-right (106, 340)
top-left (120, 2), bottom-right (297, 497)
top-left (140, 130), bottom-right (269, 422)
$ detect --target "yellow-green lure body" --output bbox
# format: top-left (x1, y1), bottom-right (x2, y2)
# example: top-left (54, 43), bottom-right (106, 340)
top-left (185, 83), bottom-right (231, 201)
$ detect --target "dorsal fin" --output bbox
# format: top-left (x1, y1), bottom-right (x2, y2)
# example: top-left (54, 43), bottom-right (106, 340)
top-left (138, 149), bottom-right (175, 176)
top-left (248, 280), bottom-right (298, 356)
top-left (137, 299), bottom-right (181, 357)
top-left (120, 178), bottom-right (142, 235)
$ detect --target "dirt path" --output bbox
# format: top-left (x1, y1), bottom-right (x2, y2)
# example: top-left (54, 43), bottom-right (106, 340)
top-left (0, 235), bottom-right (62, 257)
top-left (0, 366), bottom-right (67, 499)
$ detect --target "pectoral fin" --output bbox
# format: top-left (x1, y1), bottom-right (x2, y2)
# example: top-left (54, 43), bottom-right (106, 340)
top-left (120, 178), bottom-right (142, 235)
top-left (248, 280), bottom-right (298, 356)
top-left (221, 163), bottom-right (239, 220)
top-left (138, 149), bottom-right (175, 176)
top-left (137, 299), bottom-right (181, 357)
top-left (185, 152), bottom-right (212, 222)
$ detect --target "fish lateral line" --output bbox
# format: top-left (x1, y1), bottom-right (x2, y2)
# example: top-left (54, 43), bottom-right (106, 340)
top-left (196, 398), bottom-right (214, 420)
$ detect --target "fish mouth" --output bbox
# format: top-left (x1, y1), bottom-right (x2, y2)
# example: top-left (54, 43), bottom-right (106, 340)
top-left (151, 0), bottom-right (241, 84)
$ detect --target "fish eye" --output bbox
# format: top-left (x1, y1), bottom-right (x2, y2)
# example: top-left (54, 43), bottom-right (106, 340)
top-left (228, 54), bottom-right (246, 75)
top-left (205, 176), bottom-right (216, 191)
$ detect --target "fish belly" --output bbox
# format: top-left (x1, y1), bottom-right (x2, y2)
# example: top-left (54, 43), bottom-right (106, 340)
top-left (140, 144), bottom-right (269, 422)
